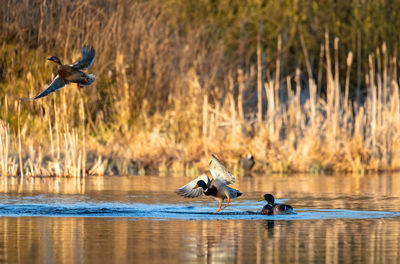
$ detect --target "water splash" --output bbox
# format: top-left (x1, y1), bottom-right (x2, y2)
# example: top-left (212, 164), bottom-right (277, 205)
top-left (0, 199), bottom-right (399, 220)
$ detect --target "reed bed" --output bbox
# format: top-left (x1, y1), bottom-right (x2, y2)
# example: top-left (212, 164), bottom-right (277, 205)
top-left (0, 0), bottom-right (399, 176)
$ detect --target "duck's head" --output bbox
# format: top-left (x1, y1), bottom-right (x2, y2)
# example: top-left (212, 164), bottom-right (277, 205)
top-left (259, 193), bottom-right (275, 205)
top-left (48, 55), bottom-right (62, 65)
top-left (193, 180), bottom-right (208, 190)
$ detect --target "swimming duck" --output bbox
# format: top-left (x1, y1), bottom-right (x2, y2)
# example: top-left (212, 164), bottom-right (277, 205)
top-left (238, 154), bottom-right (255, 171)
top-left (20, 46), bottom-right (96, 100)
top-left (175, 154), bottom-right (243, 213)
top-left (260, 194), bottom-right (294, 215)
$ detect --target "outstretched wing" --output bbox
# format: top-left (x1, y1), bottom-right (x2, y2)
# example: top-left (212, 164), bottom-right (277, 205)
top-left (70, 46), bottom-right (95, 70)
top-left (19, 76), bottom-right (67, 101)
top-left (175, 174), bottom-right (210, 198)
top-left (209, 154), bottom-right (235, 185)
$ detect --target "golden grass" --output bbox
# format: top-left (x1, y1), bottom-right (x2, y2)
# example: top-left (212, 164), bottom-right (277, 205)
top-left (0, 1), bottom-right (400, 176)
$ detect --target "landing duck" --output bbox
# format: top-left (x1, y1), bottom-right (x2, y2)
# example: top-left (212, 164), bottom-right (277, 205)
top-left (260, 193), bottom-right (294, 215)
top-left (175, 154), bottom-right (243, 213)
top-left (20, 46), bottom-right (96, 100)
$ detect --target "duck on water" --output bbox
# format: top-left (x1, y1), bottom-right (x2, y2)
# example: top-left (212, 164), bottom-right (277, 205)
top-left (175, 154), bottom-right (242, 213)
top-left (259, 193), bottom-right (294, 215)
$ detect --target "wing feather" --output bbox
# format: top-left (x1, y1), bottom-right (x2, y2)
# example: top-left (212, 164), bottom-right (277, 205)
top-left (70, 46), bottom-right (95, 70)
top-left (175, 174), bottom-right (210, 198)
top-left (19, 76), bottom-right (67, 100)
top-left (209, 154), bottom-right (235, 185)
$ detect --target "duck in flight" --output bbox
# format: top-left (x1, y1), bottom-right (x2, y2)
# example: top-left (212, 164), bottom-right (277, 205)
top-left (20, 46), bottom-right (96, 100)
top-left (175, 154), bottom-right (243, 213)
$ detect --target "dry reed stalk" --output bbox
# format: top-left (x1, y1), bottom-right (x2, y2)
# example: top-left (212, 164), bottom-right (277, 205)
top-left (202, 89), bottom-right (209, 144)
top-left (392, 57), bottom-right (397, 82)
top-left (80, 98), bottom-right (86, 178)
top-left (0, 121), bottom-right (8, 176)
top-left (369, 54), bottom-right (377, 148)
top-left (265, 80), bottom-right (275, 135)
top-left (300, 30), bottom-right (317, 122)
top-left (17, 102), bottom-right (23, 176)
top-left (334, 37), bottom-right (340, 117)
top-left (317, 44), bottom-right (324, 97)
top-left (356, 31), bottom-right (362, 103)
top-left (325, 32), bottom-right (339, 142)
top-left (257, 21), bottom-right (263, 126)
top-left (0, 96), bottom-right (9, 176)
top-left (54, 98), bottom-right (61, 161)
top-left (325, 31), bottom-right (334, 111)
top-left (294, 68), bottom-right (302, 130)
top-left (237, 69), bottom-right (245, 123)
top-left (344, 52), bottom-right (353, 110)
top-left (228, 74), bottom-right (237, 144)
top-left (275, 35), bottom-right (282, 109)
top-left (48, 109), bottom-right (54, 158)
top-left (382, 43), bottom-right (388, 102)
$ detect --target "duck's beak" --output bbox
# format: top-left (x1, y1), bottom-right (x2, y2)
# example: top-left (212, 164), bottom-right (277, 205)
top-left (258, 198), bottom-right (265, 201)
top-left (193, 184), bottom-right (199, 189)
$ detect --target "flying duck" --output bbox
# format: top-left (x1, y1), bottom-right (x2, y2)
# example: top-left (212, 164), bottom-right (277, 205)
top-left (20, 46), bottom-right (96, 100)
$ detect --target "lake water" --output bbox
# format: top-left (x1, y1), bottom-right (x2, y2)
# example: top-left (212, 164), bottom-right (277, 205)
top-left (1, 173), bottom-right (400, 263)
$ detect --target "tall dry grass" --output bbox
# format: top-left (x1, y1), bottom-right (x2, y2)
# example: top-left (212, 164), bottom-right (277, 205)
top-left (0, 0), bottom-right (399, 176)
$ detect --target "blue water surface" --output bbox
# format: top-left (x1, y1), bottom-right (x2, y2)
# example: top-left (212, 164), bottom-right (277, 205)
top-left (1, 194), bottom-right (399, 220)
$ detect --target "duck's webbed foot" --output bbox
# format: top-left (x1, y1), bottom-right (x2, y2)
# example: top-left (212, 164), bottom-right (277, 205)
top-left (222, 197), bottom-right (230, 209)
top-left (214, 201), bottom-right (223, 213)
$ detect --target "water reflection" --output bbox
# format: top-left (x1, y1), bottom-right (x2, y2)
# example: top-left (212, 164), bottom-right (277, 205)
top-left (1, 217), bottom-right (400, 263)
top-left (1, 173), bottom-right (400, 197)
top-left (1, 173), bottom-right (400, 211)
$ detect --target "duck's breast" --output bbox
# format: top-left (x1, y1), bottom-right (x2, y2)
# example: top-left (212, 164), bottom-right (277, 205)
top-left (58, 66), bottom-right (86, 82)
top-left (262, 204), bottom-right (273, 215)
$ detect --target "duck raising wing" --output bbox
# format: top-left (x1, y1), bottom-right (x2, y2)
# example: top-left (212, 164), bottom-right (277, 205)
top-left (69, 46), bottom-right (95, 70)
top-left (19, 76), bottom-right (68, 101)
top-left (209, 154), bottom-right (235, 185)
top-left (175, 174), bottom-right (210, 198)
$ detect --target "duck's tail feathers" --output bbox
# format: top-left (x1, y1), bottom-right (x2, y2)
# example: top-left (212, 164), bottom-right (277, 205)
top-left (78, 74), bottom-right (96, 87)
top-left (227, 186), bottom-right (243, 199)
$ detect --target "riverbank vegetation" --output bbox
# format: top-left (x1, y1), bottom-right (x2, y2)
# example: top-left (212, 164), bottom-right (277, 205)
top-left (0, 0), bottom-right (399, 176)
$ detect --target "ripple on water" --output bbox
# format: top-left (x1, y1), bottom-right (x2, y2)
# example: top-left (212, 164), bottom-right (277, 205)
top-left (0, 201), bottom-right (399, 220)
